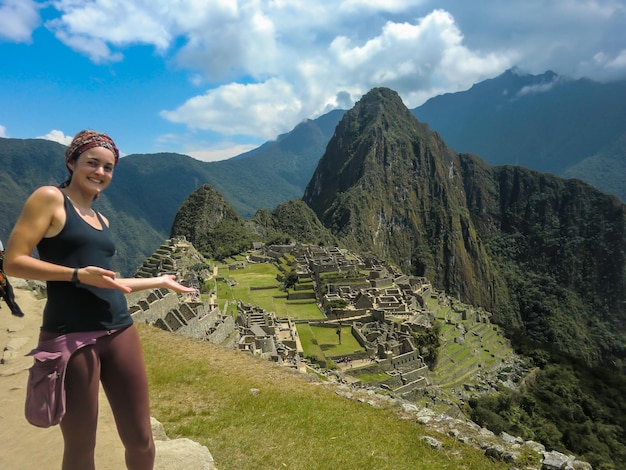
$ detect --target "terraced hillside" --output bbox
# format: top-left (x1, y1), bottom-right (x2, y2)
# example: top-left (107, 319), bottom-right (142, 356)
top-left (427, 296), bottom-right (517, 391)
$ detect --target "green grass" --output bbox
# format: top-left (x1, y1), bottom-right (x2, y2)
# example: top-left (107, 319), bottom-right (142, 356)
top-left (216, 262), bottom-right (325, 320)
top-left (353, 371), bottom-right (390, 383)
top-left (310, 325), bottom-right (363, 356)
top-left (296, 323), bottom-right (325, 361)
top-left (141, 323), bottom-right (513, 470)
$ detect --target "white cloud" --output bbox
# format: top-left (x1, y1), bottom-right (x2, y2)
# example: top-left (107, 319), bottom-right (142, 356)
top-left (187, 143), bottom-right (258, 162)
top-left (0, 0), bottom-right (41, 42)
top-left (46, 0), bottom-right (173, 62)
top-left (37, 130), bottom-right (73, 146)
top-left (517, 77), bottom-right (561, 98)
top-left (328, 10), bottom-right (512, 106)
top-left (175, 3), bottom-right (279, 81)
top-left (0, 125), bottom-right (7, 137)
top-left (161, 78), bottom-right (302, 139)
top-left (607, 50), bottom-right (626, 69)
top-left (161, 8), bottom-right (513, 138)
top-left (339, 0), bottom-right (423, 13)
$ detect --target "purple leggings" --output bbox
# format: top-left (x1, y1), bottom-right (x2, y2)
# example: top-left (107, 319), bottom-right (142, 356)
top-left (38, 325), bottom-right (155, 470)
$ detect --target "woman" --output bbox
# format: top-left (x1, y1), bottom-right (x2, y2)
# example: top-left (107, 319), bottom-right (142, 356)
top-left (3, 130), bottom-right (196, 470)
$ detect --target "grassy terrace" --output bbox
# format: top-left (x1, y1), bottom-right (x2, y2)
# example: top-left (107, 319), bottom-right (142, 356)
top-left (215, 260), bottom-right (324, 320)
top-left (428, 303), bottom-right (514, 390)
top-left (298, 324), bottom-right (365, 366)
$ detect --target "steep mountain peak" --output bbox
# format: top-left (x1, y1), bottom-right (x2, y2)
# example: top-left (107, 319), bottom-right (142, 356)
top-left (170, 184), bottom-right (251, 259)
top-left (340, 87), bottom-right (420, 138)
top-left (303, 87), bottom-right (495, 307)
top-left (303, 87), bottom-right (456, 218)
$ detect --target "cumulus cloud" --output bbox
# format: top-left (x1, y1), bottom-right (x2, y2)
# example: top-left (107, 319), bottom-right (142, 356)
top-left (45, 0), bottom-right (173, 62)
top-left (0, 125), bottom-right (7, 137)
top-left (0, 0), bottom-right (41, 42)
top-left (37, 130), bottom-right (73, 146)
top-left (328, 10), bottom-right (512, 106)
top-left (10, 0), bottom-right (626, 147)
top-left (161, 8), bottom-right (513, 137)
top-left (187, 143), bottom-right (259, 162)
top-left (161, 78), bottom-right (302, 139)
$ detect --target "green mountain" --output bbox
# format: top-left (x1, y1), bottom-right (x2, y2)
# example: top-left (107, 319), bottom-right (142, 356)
top-left (169, 184), bottom-right (253, 260)
top-left (303, 87), bottom-right (626, 370)
top-left (170, 185), bottom-right (336, 257)
top-left (303, 87), bottom-right (498, 306)
top-left (0, 112), bottom-right (341, 274)
top-left (249, 199), bottom-right (337, 246)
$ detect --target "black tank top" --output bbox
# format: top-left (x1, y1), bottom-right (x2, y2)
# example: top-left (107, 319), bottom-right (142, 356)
top-left (37, 190), bottom-right (132, 333)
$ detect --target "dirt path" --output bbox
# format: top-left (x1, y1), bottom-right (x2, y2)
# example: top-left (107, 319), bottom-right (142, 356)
top-left (0, 280), bottom-right (127, 469)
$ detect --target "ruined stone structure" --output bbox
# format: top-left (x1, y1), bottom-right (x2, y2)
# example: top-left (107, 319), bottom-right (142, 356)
top-left (235, 301), bottom-right (301, 365)
top-left (129, 239), bottom-right (236, 344)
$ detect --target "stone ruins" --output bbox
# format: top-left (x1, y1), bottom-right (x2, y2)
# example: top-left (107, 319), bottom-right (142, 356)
top-left (125, 237), bottom-right (594, 469)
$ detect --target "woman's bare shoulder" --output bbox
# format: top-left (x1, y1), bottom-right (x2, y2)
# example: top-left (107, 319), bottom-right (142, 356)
top-left (28, 186), bottom-right (63, 201)
top-left (23, 186), bottom-right (64, 210)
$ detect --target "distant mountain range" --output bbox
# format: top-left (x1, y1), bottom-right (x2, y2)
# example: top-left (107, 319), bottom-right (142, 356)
top-left (1, 69), bottom-right (624, 275)
top-left (412, 68), bottom-right (626, 202)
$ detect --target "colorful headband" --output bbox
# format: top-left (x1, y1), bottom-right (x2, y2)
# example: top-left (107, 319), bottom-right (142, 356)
top-left (65, 130), bottom-right (120, 167)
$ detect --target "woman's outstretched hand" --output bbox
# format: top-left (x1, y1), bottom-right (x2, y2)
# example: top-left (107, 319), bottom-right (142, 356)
top-left (158, 274), bottom-right (197, 293)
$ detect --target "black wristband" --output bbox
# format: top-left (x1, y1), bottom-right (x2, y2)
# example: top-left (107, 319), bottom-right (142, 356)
top-left (71, 267), bottom-right (80, 285)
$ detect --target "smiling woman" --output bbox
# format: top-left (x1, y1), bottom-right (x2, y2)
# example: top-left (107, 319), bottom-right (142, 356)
top-left (3, 129), bottom-right (196, 470)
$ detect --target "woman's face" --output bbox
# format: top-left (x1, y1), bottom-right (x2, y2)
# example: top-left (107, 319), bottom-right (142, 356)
top-left (67, 146), bottom-right (116, 195)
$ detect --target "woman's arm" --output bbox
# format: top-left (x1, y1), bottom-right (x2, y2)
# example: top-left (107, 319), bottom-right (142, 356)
top-left (5, 186), bottom-right (71, 281)
top-left (116, 274), bottom-right (196, 294)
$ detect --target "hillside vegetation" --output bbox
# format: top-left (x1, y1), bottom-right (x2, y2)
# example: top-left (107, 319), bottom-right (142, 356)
top-left (413, 69), bottom-right (626, 202)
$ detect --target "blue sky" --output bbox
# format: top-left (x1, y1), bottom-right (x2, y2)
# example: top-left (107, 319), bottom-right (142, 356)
top-left (1, 1), bottom-right (625, 162)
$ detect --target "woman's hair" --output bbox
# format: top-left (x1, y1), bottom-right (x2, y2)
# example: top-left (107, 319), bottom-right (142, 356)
top-left (60, 130), bottom-right (120, 189)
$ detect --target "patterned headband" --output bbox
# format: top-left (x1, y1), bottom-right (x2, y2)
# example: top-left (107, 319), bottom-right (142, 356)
top-left (65, 130), bottom-right (120, 167)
